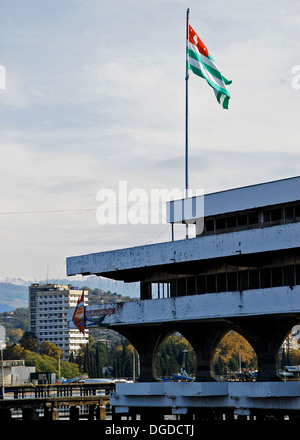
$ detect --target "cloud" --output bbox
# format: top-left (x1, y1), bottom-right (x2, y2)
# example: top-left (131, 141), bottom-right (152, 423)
top-left (0, 0), bottom-right (299, 282)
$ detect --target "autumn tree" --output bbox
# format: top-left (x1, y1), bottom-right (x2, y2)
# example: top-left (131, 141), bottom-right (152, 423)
top-left (40, 340), bottom-right (63, 360)
top-left (10, 328), bottom-right (23, 342)
top-left (213, 331), bottom-right (257, 374)
top-left (3, 343), bottom-right (30, 360)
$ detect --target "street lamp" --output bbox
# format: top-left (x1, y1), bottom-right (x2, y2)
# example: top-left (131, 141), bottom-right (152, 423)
top-left (131, 349), bottom-right (135, 382)
top-left (0, 325), bottom-right (6, 399)
top-left (238, 346), bottom-right (242, 374)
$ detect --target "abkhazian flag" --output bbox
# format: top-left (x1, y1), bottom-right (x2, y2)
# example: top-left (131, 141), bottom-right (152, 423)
top-left (72, 290), bottom-right (85, 335)
top-left (187, 24), bottom-right (232, 109)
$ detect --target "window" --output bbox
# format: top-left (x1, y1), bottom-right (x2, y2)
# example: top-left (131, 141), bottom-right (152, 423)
top-left (285, 206), bottom-right (294, 220)
top-left (216, 217), bottom-right (226, 230)
top-left (270, 208), bottom-right (282, 221)
top-left (206, 274), bottom-right (216, 293)
top-left (205, 219), bottom-right (214, 232)
top-left (261, 268), bottom-right (271, 288)
top-left (296, 264), bottom-right (300, 285)
top-left (248, 269), bottom-right (259, 289)
top-left (237, 214), bottom-right (247, 226)
top-left (239, 271), bottom-right (248, 290)
top-left (217, 273), bottom-right (226, 292)
top-left (271, 267), bottom-right (283, 287)
top-left (227, 216), bottom-right (236, 228)
top-left (248, 212), bottom-right (259, 225)
top-left (227, 272), bottom-right (238, 291)
top-left (196, 275), bottom-right (206, 294)
top-left (284, 265), bottom-right (295, 286)
top-left (263, 211), bottom-right (270, 222)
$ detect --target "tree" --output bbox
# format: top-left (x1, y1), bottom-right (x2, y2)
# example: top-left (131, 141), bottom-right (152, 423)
top-left (24, 351), bottom-right (81, 379)
top-left (228, 357), bottom-right (239, 371)
top-left (19, 331), bottom-right (38, 352)
top-left (3, 344), bottom-right (29, 360)
top-left (110, 341), bottom-right (134, 378)
top-left (154, 334), bottom-right (197, 378)
top-left (74, 341), bottom-right (109, 377)
top-left (40, 340), bottom-right (62, 360)
top-left (213, 331), bottom-right (257, 372)
top-left (10, 328), bottom-right (23, 341)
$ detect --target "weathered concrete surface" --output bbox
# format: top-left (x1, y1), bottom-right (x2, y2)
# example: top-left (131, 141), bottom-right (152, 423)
top-left (68, 285), bottom-right (300, 328)
top-left (111, 381), bottom-right (300, 414)
top-left (167, 176), bottom-right (300, 223)
top-left (67, 222), bottom-right (300, 280)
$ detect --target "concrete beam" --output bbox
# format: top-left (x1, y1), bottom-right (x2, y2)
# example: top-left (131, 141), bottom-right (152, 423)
top-left (111, 381), bottom-right (300, 413)
top-left (167, 176), bottom-right (300, 223)
top-left (67, 285), bottom-right (300, 328)
top-left (66, 223), bottom-right (300, 280)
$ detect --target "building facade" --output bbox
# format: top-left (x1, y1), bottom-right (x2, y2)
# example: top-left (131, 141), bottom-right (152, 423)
top-left (66, 176), bottom-right (300, 418)
top-left (29, 283), bottom-right (88, 361)
top-left (0, 360), bottom-right (35, 386)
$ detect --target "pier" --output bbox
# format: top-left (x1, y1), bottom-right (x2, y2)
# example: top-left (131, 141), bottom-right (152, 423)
top-left (0, 383), bottom-right (113, 420)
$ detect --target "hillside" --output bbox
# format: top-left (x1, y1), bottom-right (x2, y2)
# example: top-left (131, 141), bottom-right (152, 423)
top-left (0, 276), bottom-right (139, 312)
top-left (0, 289), bottom-right (137, 344)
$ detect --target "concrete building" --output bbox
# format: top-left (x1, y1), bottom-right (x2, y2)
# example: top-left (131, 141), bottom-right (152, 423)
top-left (29, 283), bottom-right (88, 361)
top-left (67, 176), bottom-right (300, 419)
top-left (0, 360), bottom-right (35, 386)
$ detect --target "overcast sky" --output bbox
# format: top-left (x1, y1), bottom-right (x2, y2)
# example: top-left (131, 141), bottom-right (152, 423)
top-left (0, 0), bottom-right (299, 284)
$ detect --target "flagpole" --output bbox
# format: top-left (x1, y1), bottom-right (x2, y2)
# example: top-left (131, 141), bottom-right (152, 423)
top-left (185, 8), bottom-right (190, 239)
top-left (185, 8), bottom-right (189, 198)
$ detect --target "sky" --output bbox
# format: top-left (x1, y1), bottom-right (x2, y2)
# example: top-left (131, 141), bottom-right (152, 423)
top-left (0, 0), bottom-right (299, 285)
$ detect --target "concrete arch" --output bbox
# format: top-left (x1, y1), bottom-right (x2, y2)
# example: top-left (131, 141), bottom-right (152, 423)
top-left (112, 316), bottom-right (300, 383)
top-left (153, 329), bottom-right (197, 379)
top-left (231, 317), bottom-right (300, 381)
top-left (112, 324), bottom-right (175, 382)
top-left (212, 327), bottom-right (258, 380)
top-left (175, 322), bottom-right (232, 382)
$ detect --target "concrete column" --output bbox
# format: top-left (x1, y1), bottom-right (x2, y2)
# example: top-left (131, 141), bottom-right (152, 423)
top-left (140, 282), bottom-right (152, 300)
top-left (70, 406), bottom-right (80, 421)
top-left (233, 317), bottom-right (299, 382)
top-left (44, 406), bottom-right (59, 420)
top-left (177, 322), bottom-right (231, 382)
top-left (0, 408), bottom-right (12, 420)
top-left (23, 407), bottom-right (40, 420)
top-left (114, 324), bottom-right (171, 382)
top-left (95, 405), bottom-right (106, 420)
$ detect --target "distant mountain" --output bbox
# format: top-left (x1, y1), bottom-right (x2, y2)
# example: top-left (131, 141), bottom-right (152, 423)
top-left (0, 283), bottom-right (28, 312)
top-left (0, 277), bottom-right (32, 286)
top-left (0, 276), bottom-right (139, 312)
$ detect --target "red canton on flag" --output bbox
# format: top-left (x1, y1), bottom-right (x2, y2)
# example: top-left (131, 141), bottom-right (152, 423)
top-left (187, 24), bottom-right (232, 109)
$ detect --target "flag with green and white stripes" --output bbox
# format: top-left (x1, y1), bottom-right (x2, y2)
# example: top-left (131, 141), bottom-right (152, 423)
top-left (187, 24), bottom-right (232, 109)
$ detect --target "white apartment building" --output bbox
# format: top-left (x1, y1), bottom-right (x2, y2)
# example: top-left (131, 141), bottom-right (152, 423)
top-left (29, 283), bottom-right (89, 361)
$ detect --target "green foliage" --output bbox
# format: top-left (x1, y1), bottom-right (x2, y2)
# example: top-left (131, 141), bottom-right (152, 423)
top-left (72, 341), bottom-right (110, 378)
top-left (19, 331), bottom-right (38, 352)
top-left (155, 334), bottom-right (196, 377)
top-left (4, 344), bottom-right (80, 379)
top-left (40, 340), bottom-right (62, 360)
top-left (228, 357), bottom-right (239, 371)
top-left (84, 288), bottom-right (135, 306)
top-left (0, 308), bottom-right (29, 343)
top-left (110, 341), bottom-right (136, 378)
top-left (24, 351), bottom-right (80, 378)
